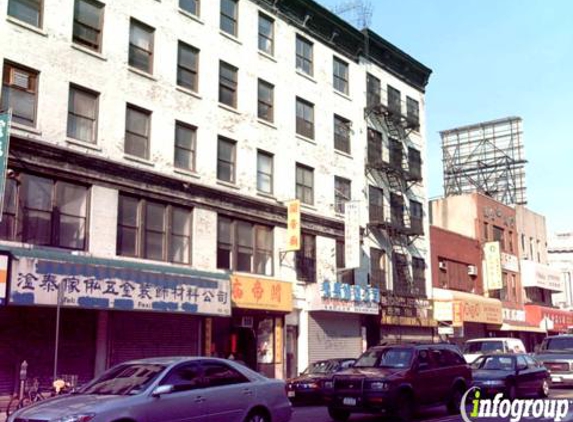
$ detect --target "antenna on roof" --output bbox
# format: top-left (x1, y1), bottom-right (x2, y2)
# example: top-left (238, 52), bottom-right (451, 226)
top-left (331, 0), bottom-right (373, 30)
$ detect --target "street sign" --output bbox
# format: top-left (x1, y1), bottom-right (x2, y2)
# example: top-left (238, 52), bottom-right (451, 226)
top-left (0, 111), bottom-right (12, 222)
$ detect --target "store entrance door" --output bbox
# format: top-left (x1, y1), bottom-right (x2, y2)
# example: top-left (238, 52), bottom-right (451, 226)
top-left (231, 327), bottom-right (257, 370)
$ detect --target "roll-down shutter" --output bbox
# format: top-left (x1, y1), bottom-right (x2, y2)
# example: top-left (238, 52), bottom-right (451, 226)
top-left (308, 312), bottom-right (361, 364)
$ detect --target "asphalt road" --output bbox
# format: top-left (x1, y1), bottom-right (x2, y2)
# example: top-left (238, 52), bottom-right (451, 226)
top-left (291, 387), bottom-right (573, 422)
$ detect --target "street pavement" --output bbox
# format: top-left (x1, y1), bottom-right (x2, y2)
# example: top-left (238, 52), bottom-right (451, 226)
top-left (291, 387), bottom-right (573, 422)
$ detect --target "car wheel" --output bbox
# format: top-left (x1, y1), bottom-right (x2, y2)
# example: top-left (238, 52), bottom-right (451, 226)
top-left (539, 379), bottom-right (549, 398)
top-left (447, 385), bottom-right (464, 415)
top-left (327, 406), bottom-right (350, 422)
top-left (394, 392), bottom-right (415, 422)
top-left (244, 410), bottom-right (269, 422)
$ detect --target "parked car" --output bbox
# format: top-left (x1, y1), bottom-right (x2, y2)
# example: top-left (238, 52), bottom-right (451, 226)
top-left (326, 343), bottom-right (471, 422)
top-left (7, 357), bottom-right (292, 422)
top-left (463, 338), bottom-right (527, 363)
top-left (287, 358), bottom-right (356, 404)
top-left (534, 334), bottom-right (573, 385)
top-left (471, 353), bottom-right (549, 399)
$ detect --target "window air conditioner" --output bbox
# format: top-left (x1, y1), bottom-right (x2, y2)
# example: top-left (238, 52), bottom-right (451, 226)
top-left (468, 265), bottom-right (478, 276)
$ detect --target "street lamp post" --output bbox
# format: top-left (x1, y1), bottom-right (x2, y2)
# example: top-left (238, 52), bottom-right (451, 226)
top-left (53, 280), bottom-right (66, 381)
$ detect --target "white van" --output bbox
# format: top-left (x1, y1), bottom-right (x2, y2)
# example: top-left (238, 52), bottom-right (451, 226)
top-left (462, 338), bottom-right (527, 363)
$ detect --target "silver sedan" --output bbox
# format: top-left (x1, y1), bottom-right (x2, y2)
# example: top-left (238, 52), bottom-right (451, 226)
top-left (8, 357), bottom-right (292, 422)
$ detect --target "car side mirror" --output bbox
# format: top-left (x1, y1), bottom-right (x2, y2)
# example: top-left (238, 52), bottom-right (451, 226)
top-left (152, 385), bottom-right (174, 397)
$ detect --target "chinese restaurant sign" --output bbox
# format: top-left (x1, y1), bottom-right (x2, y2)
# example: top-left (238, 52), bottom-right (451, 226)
top-left (315, 281), bottom-right (379, 314)
top-left (0, 112), bottom-right (12, 222)
top-left (483, 241), bottom-right (502, 290)
top-left (344, 201), bottom-right (360, 268)
top-left (285, 199), bottom-right (301, 252)
top-left (10, 257), bottom-right (231, 316)
top-left (231, 275), bottom-right (293, 312)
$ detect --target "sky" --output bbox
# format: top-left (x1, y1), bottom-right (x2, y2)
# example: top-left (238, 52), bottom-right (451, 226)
top-left (318, 0), bottom-right (573, 234)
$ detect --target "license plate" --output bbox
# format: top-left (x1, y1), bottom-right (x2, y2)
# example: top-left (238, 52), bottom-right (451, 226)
top-left (287, 391), bottom-right (295, 397)
top-left (552, 376), bottom-right (562, 383)
top-left (343, 397), bottom-right (357, 406)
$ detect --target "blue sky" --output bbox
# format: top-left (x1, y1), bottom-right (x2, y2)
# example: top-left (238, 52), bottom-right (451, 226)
top-left (318, 0), bottom-right (573, 233)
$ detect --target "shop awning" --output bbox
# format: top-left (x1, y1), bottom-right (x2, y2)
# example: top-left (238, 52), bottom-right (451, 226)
top-left (498, 323), bottom-right (547, 334)
top-left (433, 288), bottom-right (503, 325)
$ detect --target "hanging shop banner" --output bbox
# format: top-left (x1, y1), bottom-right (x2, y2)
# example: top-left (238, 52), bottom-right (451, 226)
top-left (10, 256), bottom-right (231, 316)
top-left (483, 241), bottom-right (502, 290)
top-left (0, 253), bottom-right (9, 305)
top-left (0, 112), bottom-right (12, 222)
top-left (344, 201), bottom-right (361, 268)
top-left (231, 275), bottom-right (293, 313)
top-left (285, 200), bottom-right (301, 252)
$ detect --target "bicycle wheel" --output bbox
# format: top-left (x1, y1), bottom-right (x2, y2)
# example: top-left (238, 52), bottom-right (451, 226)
top-left (6, 396), bottom-right (31, 416)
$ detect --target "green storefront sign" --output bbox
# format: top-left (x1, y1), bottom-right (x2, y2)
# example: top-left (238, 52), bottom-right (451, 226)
top-left (0, 112), bottom-right (11, 222)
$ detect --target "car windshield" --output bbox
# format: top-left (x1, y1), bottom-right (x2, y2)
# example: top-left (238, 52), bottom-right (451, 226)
top-left (543, 337), bottom-right (573, 351)
top-left (303, 360), bottom-right (339, 374)
top-left (354, 348), bottom-right (413, 369)
top-left (463, 341), bottom-right (504, 354)
top-left (472, 356), bottom-right (515, 371)
top-left (79, 363), bottom-right (166, 395)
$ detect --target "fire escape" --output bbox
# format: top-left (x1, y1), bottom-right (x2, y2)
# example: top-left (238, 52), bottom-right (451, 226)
top-left (365, 82), bottom-right (425, 301)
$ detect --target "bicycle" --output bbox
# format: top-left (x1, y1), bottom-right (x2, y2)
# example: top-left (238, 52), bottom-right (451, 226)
top-left (5, 377), bottom-right (46, 416)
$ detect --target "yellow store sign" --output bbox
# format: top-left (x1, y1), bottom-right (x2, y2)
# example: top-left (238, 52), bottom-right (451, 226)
top-left (231, 275), bottom-right (293, 313)
top-left (484, 241), bottom-right (502, 291)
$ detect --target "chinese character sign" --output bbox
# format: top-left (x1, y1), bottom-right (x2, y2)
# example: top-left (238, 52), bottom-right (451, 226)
top-left (10, 257), bottom-right (231, 316)
top-left (319, 281), bottom-right (379, 314)
top-left (286, 199), bottom-right (301, 252)
top-left (344, 201), bottom-right (361, 268)
top-left (0, 112), bottom-right (12, 222)
top-left (483, 242), bottom-right (502, 291)
top-left (0, 254), bottom-right (8, 305)
top-left (231, 275), bottom-right (293, 312)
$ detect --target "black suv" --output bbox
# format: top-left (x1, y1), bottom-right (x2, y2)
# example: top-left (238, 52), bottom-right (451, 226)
top-left (326, 343), bottom-right (472, 422)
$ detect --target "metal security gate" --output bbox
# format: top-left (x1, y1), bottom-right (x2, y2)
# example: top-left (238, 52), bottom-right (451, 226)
top-left (108, 311), bottom-right (201, 367)
top-left (308, 312), bottom-right (362, 364)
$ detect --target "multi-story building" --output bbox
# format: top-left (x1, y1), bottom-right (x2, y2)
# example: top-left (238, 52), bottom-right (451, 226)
top-left (0, 0), bottom-right (430, 396)
top-left (549, 233), bottom-right (573, 312)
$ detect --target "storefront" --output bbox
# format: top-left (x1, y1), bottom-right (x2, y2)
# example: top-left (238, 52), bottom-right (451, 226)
top-left (526, 304), bottom-right (573, 335)
top-left (211, 274), bottom-right (292, 379)
top-left (433, 288), bottom-right (503, 345)
top-left (0, 247), bottom-right (231, 396)
top-left (380, 295), bottom-right (436, 342)
top-left (307, 280), bottom-right (379, 364)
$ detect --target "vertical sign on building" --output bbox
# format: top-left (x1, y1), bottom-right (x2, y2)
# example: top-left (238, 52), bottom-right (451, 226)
top-left (274, 317), bottom-right (283, 364)
top-left (484, 241), bottom-right (502, 291)
top-left (0, 254), bottom-right (8, 305)
top-left (286, 200), bottom-right (301, 251)
top-left (204, 317), bottom-right (212, 357)
top-left (0, 111), bottom-right (12, 222)
top-left (344, 201), bottom-right (360, 268)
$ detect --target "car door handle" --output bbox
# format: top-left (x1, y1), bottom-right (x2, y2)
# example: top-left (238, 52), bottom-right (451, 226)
top-left (242, 388), bottom-right (254, 396)
top-left (195, 396), bottom-right (205, 403)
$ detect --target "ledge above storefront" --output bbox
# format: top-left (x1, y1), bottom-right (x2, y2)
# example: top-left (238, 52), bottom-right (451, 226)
top-left (433, 288), bottom-right (503, 326)
top-left (2, 245), bottom-right (231, 317)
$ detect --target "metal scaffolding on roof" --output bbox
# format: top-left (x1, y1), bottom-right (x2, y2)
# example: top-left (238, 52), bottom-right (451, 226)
top-left (440, 116), bottom-right (527, 206)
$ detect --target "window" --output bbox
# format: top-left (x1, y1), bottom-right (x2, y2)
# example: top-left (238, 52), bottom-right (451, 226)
top-left (369, 186), bottom-right (384, 222)
top-left (179, 0), bottom-right (199, 16)
top-left (370, 248), bottom-right (386, 291)
top-left (410, 200), bottom-right (423, 234)
top-left (407, 147), bottom-right (422, 180)
top-left (67, 85), bottom-right (99, 143)
top-left (406, 96), bottom-right (419, 129)
top-left (257, 150), bottom-right (273, 194)
top-left (296, 35), bottom-right (313, 76)
top-left (129, 19), bottom-right (154, 73)
top-left (393, 252), bottom-right (409, 295)
top-left (493, 226), bottom-right (505, 250)
top-left (334, 177), bottom-right (351, 214)
top-left (125, 105), bottom-right (151, 159)
top-left (336, 240), bottom-right (354, 285)
top-left (1, 62), bottom-right (38, 127)
top-left (366, 73), bottom-right (380, 107)
top-left (508, 230), bottom-right (514, 253)
top-left (295, 164), bottom-right (313, 205)
top-left (177, 42), bottom-right (199, 92)
top-left (216, 216), bottom-right (273, 276)
top-left (389, 138), bottom-right (403, 170)
top-left (220, 0), bottom-right (238, 36)
top-left (258, 13), bottom-right (274, 55)
top-left (412, 257), bottom-right (426, 296)
top-left (161, 363), bottom-right (202, 391)
top-left (8, 0), bottom-right (42, 27)
top-left (390, 193), bottom-right (404, 227)
top-left (174, 122), bottom-right (196, 171)
top-left (367, 129), bottom-right (382, 167)
top-left (296, 97), bottom-right (314, 139)
top-left (117, 195), bottom-right (192, 263)
top-left (334, 115), bottom-right (351, 154)
top-left (333, 57), bottom-right (349, 94)
top-left (219, 61), bottom-right (238, 108)
top-left (203, 362), bottom-right (248, 387)
top-left (257, 79), bottom-right (274, 122)
top-left (387, 85), bottom-right (401, 115)
top-left (73, 0), bottom-right (104, 52)
top-left (483, 222), bottom-right (489, 241)
top-left (217, 137), bottom-right (236, 183)
top-left (295, 233), bottom-right (316, 282)
top-left (0, 173), bottom-right (88, 250)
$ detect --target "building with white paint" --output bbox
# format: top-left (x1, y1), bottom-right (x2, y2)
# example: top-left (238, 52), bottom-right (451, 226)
top-left (0, 0), bottom-right (430, 394)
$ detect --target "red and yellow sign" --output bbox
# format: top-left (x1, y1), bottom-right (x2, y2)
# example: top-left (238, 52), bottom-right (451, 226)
top-left (433, 288), bottom-right (503, 326)
top-left (231, 275), bottom-right (293, 312)
top-left (0, 254), bottom-right (8, 305)
top-left (286, 200), bottom-right (301, 251)
top-left (274, 317), bottom-right (283, 364)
